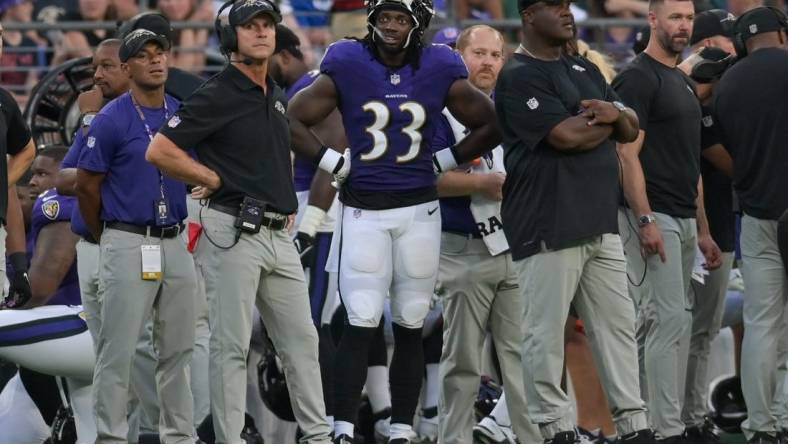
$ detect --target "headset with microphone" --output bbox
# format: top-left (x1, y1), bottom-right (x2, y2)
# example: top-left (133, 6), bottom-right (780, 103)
top-left (214, 0), bottom-right (281, 64)
top-left (732, 6), bottom-right (788, 58)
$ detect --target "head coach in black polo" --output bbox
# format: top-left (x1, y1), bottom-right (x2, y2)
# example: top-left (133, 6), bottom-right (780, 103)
top-left (712, 7), bottom-right (788, 443)
top-left (145, 0), bottom-right (339, 442)
top-left (495, 0), bottom-right (652, 443)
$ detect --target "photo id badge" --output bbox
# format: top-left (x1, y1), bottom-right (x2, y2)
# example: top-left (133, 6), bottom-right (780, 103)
top-left (156, 199), bottom-right (169, 226)
top-left (141, 245), bottom-right (162, 280)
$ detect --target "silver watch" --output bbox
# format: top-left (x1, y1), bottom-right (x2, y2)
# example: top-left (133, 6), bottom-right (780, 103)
top-left (81, 113), bottom-right (96, 128)
top-left (612, 101), bottom-right (627, 112)
top-left (638, 214), bottom-right (656, 227)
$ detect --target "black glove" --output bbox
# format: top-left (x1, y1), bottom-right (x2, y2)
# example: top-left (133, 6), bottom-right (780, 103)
top-left (293, 232), bottom-right (315, 268)
top-left (5, 252), bottom-right (31, 308)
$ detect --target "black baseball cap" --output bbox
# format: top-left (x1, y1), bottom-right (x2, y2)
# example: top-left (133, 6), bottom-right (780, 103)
top-left (119, 28), bottom-right (170, 62)
top-left (733, 6), bottom-right (788, 42)
top-left (519, 0), bottom-right (571, 12)
top-left (690, 9), bottom-right (735, 45)
top-left (229, 0), bottom-right (282, 26)
top-left (274, 24), bottom-right (301, 55)
top-left (118, 12), bottom-right (172, 42)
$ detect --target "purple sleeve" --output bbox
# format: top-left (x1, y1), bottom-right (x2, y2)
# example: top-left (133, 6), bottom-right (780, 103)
top-left (76, 114), bottom-right (119, 173)
top-left (61, 131), bottom-right (85, 169)
top-left (34, 194), bottom-right (75, 225)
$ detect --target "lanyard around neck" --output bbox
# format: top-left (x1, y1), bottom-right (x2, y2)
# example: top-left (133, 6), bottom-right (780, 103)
top-left (129, 91), bottom-right (168, 200)
top-left (129, 91), bottom-right (169, 142)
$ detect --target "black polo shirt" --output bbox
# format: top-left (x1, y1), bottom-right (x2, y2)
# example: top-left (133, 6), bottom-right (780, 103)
top-left (159, 64), bottom-right (297, 213)
top-left (713, 47), bottom-right (788, 221)
top-left (495, 53), bottom-right (622, 261)
top-left (699, 106), bottom-right (735, 252)
top-left (612, 53), bottom-right (702, 219)
top-left (0, 87), bottom-right (31, 222)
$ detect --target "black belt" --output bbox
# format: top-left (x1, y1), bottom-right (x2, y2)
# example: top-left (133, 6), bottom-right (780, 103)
top-left (444, 230), bottom-right (483, 239)
top-left (106, 222), bottom-right (184, 238)
top-left (208, 202), bottom-right (289, 231)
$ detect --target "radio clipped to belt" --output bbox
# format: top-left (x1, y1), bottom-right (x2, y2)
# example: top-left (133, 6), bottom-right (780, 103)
top-left (235, 196), bottom-right (267, 234)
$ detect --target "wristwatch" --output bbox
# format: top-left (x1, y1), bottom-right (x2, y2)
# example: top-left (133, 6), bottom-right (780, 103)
top-left (81, 112), bottom-right (96, 128)
top-left (612, 101), bottom-right (627, 113)
top-left (638, 214), bottom-right (657, 227)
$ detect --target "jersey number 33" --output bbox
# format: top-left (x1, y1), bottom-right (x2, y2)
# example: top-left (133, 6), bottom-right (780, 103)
top-left (361, 101), bottom-right (426, 164)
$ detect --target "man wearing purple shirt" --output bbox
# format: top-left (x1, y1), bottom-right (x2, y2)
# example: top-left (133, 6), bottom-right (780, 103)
top-left (75, 29), bottom-right (196, 444)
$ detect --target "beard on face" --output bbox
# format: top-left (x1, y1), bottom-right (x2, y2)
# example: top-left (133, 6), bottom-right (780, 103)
top-left (657, 27), bottom-right (690, 55)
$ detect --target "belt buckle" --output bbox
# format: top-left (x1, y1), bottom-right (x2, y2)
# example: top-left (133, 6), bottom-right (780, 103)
top-left (161, 225), bottom-right (178, 237)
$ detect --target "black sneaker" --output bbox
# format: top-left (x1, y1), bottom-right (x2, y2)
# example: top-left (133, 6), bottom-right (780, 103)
top-left (748, 432), bottom-right (779, 444)
top-left (334, 434), bottom-right (354, 444)
top-left (546, 431), bottom-right (578, 444)
top-left (683, 421), bottom-right (720, 444)
top-left (619, 429), bottom-right (657, 444)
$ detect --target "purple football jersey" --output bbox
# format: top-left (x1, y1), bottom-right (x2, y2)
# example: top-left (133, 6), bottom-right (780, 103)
top-left (320, 40), bottom-right (468, 192)
top-left (288, 70), bottom-right (320, 192)
top-left (30, 189), bottom-right (81, 305)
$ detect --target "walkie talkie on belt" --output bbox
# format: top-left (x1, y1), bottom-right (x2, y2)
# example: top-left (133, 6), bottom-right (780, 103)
top-left (235, 196), bottom-right (267, 234)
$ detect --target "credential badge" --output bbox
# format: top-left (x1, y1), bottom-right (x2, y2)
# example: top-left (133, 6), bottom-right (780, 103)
top-left (527, 97), bottom-right (539, 110)
top-left (390, 74), bottom-right (400, 85)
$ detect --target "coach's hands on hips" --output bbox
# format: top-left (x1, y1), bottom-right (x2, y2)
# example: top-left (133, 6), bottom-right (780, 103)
top-left (191, 170), bottom-right (222, 199)
top-left (698, 234), bottom-right (723, 270)
top-left (580, 100), bottom-right (622, 126)
top-left (639, 223), bottom-right (667, 263)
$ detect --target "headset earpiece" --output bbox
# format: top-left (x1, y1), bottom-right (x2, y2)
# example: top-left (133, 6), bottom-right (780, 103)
top-left (215, 0), bottom-right (238, 54)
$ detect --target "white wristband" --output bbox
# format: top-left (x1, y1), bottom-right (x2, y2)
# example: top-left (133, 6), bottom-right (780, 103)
top-left (298, 205), bottom-right (326, 238)
top-left (318, 148), bottom-right (342, 174)
top-left (434, 147), bottom-right (458, 173)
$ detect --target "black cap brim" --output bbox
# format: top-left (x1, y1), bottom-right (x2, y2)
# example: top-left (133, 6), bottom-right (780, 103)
top-left (230, 0), bottom-right (282, 26)
top-left (120, 33), bottom-right (170, 62)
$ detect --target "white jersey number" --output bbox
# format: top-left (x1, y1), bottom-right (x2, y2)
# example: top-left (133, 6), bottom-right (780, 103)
top-left (361, 101), bottom-right (426, 164)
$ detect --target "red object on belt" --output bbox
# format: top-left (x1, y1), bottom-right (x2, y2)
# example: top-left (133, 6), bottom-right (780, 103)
top-left (187, 221), bottom-right (202, 253)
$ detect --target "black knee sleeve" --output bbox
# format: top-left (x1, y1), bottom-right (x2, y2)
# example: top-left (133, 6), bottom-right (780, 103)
top-left (367, 318), bottom-right (388, 367)
top-left (318, 325), bottom-right (336, 415)
top-left (333, 324), bottom-right (377, 423)
top-left (19, 367), bottom-right (62, 426)
top-left (390, 323), bottom-right (424, 425)
top-left (422, 323), bottom-right (442, 365)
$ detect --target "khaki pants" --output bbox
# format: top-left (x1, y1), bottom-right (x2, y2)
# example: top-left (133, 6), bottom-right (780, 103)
top-left (620, 210), bottom-right (696, 438)
top-left (518, 234), bottom-right (648, 440)
top-left (682, 252), bottom-right (735, 427)
top-left (196, 207), bottom-right (331, 444)
top-left (740, 215), bottom-right (788, 438)
top-left (437, 233), bottom-right (540, 444)
top-left (93, 228), bottom-right (196, 444)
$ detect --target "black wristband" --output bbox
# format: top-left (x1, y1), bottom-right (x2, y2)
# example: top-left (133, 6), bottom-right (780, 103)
top-left (8, 252), bottom-right (28, 272)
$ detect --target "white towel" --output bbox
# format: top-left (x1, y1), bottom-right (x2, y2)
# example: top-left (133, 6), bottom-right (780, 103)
top-left (442, 109), bottom-right (510, 256)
